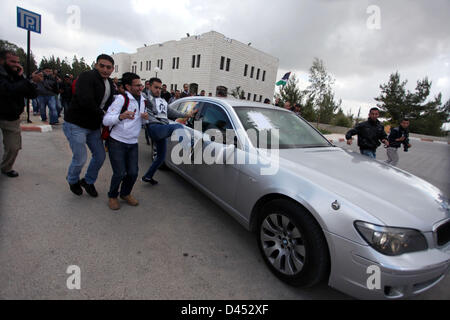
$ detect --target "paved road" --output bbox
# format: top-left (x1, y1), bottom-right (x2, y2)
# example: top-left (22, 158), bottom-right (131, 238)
top-left (0, 127), bottom-right (448, 300)
top-left (332, 138), bottom-right (450, 197)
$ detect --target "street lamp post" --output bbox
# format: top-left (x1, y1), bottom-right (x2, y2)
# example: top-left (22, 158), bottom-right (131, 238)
top-left (154, 67), bottom-right (160, 78)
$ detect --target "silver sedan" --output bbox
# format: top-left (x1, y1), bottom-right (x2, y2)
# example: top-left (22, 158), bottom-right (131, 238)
top-left (159, 97), bottom-right (450, 299)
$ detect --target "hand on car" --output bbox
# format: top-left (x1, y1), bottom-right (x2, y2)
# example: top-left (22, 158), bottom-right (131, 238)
top-left (187, 108), bottom-right (199, 118)
top-left (141, 112), bottom-right (149, 120)
top-left (347, 139), bottom-right (353, 145)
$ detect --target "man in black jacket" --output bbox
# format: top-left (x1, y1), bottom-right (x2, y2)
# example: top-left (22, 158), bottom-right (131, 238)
top-left (63, 54), bottom-right (115, 197)
top-left (0, 50), bottom-right (43, 178)
top-left (386, 119), bottom-right (411, 166)
top-left (346, 108), bottom-right (389, 159)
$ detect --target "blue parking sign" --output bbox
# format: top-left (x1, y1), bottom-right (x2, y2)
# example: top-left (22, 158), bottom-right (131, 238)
top-left (17, 7), bottom-right (41, 34)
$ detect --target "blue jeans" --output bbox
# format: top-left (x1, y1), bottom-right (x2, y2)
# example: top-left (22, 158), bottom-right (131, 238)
top-left (106, 138), bottom-right (139, 198)
top-left (38, 95), bottom-right (58, 124)
top-left (61, 99), bottom-right (70, 116)
top-left (361, 149), bottom-right (376, 159)
top-left (56, 95), bottom-right (63, 117)
top-left (63, 122), bottom-right (106, 185)
top-left (143, 123), bottom-right (183, 179)
top-left (32, 99), bottom-right (39, 114)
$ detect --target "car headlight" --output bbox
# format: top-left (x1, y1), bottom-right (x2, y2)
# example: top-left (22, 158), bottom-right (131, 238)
top-left (354, 221), bottom-right (428, 256)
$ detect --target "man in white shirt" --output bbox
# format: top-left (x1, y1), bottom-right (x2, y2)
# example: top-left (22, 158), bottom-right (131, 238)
top-left (103, 72), bottom-right (149, 210)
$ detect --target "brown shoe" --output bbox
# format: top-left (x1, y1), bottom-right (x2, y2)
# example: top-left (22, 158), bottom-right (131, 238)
top-left (120, 195), bottom-right (139, 206)
top-left (108, 198), bottom-right (120, 210)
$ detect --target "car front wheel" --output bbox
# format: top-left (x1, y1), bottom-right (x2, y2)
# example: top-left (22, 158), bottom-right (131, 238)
top-left (257, 199), bottom-right (330, 288)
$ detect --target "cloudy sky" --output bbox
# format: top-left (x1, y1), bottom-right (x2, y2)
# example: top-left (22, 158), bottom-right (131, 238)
top-left (1, 0), bottom-right (449, 116)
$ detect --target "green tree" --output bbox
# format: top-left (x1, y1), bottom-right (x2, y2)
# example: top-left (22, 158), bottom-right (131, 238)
top-left (0, 39), bottom-right (38, 75)
top-left (71, 55), bottom-right (91, 78)
top-left (375, 72), bottom-right (446, 136)
top-left (332, 108), bottom-right (353, 128)
top-left (306, 58), bottom-right (340, 125)
top-left (301, 98), bottom-right (316, 122)
top-left (274, 73), bottom-right (304, 107)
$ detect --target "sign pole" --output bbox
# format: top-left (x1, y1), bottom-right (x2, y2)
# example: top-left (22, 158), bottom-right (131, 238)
top-left (17, 6), bottom-right (42, 123)
top-left (26, 30), bottom-right (32, 123)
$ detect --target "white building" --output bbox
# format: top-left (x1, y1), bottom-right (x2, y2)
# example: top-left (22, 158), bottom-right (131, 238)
top-left (111, 31), bottom-right (279, 102)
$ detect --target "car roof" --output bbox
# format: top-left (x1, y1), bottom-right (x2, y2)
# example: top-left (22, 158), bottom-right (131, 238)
top-left (174, 96), bottom-right (286, 111)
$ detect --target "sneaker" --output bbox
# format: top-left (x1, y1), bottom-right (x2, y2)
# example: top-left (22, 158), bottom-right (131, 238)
top-left (80, 178), bottom-right (98, 197)
top-left (69, 181), bottom-right (83, 196)
top-left (1, 170), bottom-right (19, 178)
top-left (108, 198), bottom-right (120, 210)
top-left (120, 195), bottom-right (139, 206)
top-left (142, 177), bottom-right (158, 185)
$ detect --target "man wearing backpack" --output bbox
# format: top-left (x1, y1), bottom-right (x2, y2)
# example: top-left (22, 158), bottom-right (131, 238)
top-left (63, 54), bottom-right (115, 197)
top-left (103, 73), bottom-right (149, 210)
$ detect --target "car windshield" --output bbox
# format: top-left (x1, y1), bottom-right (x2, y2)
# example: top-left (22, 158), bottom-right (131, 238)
top-left (234, 107), bottom-right (331, 149)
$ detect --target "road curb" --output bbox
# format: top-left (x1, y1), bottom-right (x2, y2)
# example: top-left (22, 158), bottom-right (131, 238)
top-left (20, 124), bottom-right (53, 133)
top-left (325, 134), bottom-right (449, 146)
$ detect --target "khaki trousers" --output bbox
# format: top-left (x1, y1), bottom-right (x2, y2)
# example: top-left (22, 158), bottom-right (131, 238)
top-left (386, 147), bottom-right (399, 166)
top-left (0, 119), bottom-right (22, 173)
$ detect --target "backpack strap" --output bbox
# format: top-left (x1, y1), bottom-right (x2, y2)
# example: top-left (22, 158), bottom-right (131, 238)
top-left (120, 93), bottom-right (130, 114)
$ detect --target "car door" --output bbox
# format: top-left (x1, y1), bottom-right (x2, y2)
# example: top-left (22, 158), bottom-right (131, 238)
top-left (166, 100), bottom-right (204, 176)
top-left (189, 102), bottom-right (240, 208)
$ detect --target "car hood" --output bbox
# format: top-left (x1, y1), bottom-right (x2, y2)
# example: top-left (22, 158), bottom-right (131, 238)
top-left (274, 147), bottom-right (449, 231)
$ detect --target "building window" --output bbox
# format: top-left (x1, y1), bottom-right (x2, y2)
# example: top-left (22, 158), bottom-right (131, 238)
top-left (220, 56), bottom-right (225, 70)
top-left (197, 54), bottom-right (201, 68)
top-left (259, 95), bottom-right (262, 102)
top-left (176, 57), bottom-right (180, 69)
top-left (175, 84), bottom-right (178, 91)
top-left (253, 94), bottom-right (257, 102)
top-left (192, 55), bottom-right (196, 68)
top-left (244, 64), bottom-right (248, 77)
top-left (263, 70), bottom-right (266, 82)
top-left (115, 65), bottom-right (118, 73)
top-left (256, 68), bottom-right (260, 80)
top-left (160, 59), bottom-right (163, 70)
top-left (247, 93), bottom-right (251, 100)
top-left (140, 62), bottom-right (143, 72)
top-left (226, 58), bottom-right (231, 72)
top-left (173, 58), bottom-right (176, 69)
top-left (250, 66), bottom-right (254, 78)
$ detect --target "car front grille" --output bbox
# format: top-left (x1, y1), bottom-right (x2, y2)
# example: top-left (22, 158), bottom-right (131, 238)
top-left (436, 221), bottom-right (450, 247)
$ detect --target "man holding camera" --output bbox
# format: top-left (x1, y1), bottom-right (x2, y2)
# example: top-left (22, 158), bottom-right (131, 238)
top-left (0, 50), bottom-right (43, 178)
top-left (385, 119), bottom-right (412, 166)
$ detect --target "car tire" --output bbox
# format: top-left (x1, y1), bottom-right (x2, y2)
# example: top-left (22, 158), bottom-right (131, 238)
top-left (257, 199), bottom-right (330, 288)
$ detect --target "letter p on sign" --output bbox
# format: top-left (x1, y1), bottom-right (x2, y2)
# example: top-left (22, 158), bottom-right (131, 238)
top-left (66, 265), bottom-right (81, 290)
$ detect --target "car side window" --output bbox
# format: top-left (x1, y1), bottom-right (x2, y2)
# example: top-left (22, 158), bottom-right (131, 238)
top-left (199, 103), bottom-right (233, 144)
